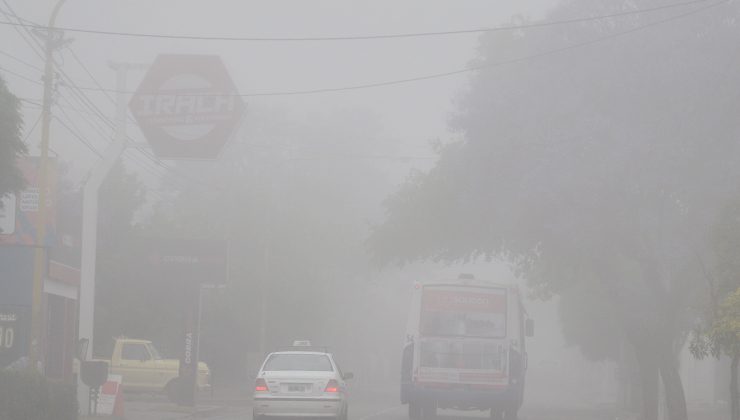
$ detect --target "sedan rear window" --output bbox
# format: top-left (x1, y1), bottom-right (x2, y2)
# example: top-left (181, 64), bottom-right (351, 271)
top-left (263, 354), bottom-right (333, 372)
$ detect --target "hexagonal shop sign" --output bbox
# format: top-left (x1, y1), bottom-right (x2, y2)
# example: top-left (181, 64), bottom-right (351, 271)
top-left (129, 55), bottom-right (245, 160)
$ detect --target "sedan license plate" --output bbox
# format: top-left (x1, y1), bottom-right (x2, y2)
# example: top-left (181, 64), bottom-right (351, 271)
top-left (288, 384), bottom-right (306, 392)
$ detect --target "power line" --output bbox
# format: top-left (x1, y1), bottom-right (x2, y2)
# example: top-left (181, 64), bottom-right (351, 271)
top-left (0, 48), bottom-right (44, 72)
top-left (0, 64), bottom-right (42, 85)
top-left (1, 7), bottom-right (109, 134)
top-left (55, 101), bottom-right (109, 155)
top-left (57, 0), bottom-right (727, 98)
top-left (0, 2), bottom-right (182, 201)
top-left (54, 115), bottom-right (104, 158)
top-left (62, 48), bottom-right (214, 191)
top-left (5, 0), bottom-right (725, 177)
top-left (0, 2), bottom-right (46, 62)
top-left (3, 0), bottom-right (726, 188)
top-left (19, 97), bottom-right (42, 107)
top-left (0, 0), bottom-right (714, 42)
top-left (5, 0), bottom-right (725, 99)
top-left (22, 113), bottom-right (42, 143)
top-left (27, 95), bottom-right (108, 118)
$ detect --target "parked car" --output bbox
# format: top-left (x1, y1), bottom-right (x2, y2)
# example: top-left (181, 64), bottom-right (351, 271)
top-left (95, 337), bottom-right (210, 399)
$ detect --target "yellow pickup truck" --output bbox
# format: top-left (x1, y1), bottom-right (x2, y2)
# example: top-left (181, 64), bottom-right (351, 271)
top-left (98, 338), bottom-right (210, 398)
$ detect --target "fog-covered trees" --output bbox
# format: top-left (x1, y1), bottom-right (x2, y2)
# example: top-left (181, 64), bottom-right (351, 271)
top-left (94, 162), bottom-right (150, 355)
top-left (691, 198), bottom-right (740, 420)
top-left (0, 76), bottom-right (26, 208)
top-left (133, 105), bottom-right (406, 383)
top-left (370, 2), bottom-right (740, 419)
top-left (691, 288), bottom-right (740, 420)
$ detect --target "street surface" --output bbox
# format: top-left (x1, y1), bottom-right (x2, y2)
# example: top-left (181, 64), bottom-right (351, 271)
top-left (121, 386), bottom-right (679, 420)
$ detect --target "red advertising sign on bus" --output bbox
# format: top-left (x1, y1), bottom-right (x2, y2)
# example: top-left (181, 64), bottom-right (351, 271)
top-left (422, 289), bottom-right (506, 313)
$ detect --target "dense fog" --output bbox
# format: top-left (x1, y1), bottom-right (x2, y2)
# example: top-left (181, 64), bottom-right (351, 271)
top-left (1, 1), bottom-right (739, 420)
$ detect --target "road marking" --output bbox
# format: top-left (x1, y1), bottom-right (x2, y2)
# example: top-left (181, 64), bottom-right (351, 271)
top-left (357, 405), bottom-right (403, 420)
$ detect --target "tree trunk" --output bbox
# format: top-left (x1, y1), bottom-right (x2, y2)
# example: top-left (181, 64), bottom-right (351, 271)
top-left (637, 258), bottom-right (688, 420)
top-left (633, 338), bottom-right (660, 420)
top-left (731, 353), bottom-right (739, 420)
top-left (658, 349), bottom-right (688, 420)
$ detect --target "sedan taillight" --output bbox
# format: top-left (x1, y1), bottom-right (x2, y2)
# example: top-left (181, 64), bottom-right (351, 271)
top-left (255, 378), bottom-right (269, 392)
top-left (325, 379), bottom-right (339, 393)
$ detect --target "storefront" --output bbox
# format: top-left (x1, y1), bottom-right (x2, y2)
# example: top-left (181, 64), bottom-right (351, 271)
top-left (0, 157), bottom-right (81, 382)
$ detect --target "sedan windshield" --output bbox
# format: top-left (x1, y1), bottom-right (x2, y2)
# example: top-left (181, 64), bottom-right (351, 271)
top-left (263, 354), bottom-right (333, 372)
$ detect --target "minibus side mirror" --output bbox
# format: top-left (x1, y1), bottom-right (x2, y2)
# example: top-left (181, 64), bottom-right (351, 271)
top-left (525, 319), bottom-right (535, 337)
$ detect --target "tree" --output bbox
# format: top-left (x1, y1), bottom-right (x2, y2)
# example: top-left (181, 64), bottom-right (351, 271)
top-left (690, 198), bottom-right (740, 420)
top-left (135, 104), bottom-right (405, 384)
top-left (370, 2), bottom-right (740, 419)
top-left (691, 288), bottom-right (740, 420)
top-left (0, 76), bottom-right (27, 209)
top-left (94, 161), bottom-right (150, 356)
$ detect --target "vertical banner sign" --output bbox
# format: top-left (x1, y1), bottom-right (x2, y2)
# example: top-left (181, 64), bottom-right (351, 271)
top-left (129, 55), bottom-right (245, 160)
top-left (179, 280), bottom-right (201, 406)
top-left (0, 157), bottom-right (57, 246)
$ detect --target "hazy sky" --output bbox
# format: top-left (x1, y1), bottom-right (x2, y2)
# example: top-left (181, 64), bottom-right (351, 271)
top-left (4, 0), bottom-right (557, 187)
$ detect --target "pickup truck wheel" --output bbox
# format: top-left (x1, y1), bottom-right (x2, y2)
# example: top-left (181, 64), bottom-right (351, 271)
top-left (503, 408), bottom-right (518, 420)
top-left (421, 400), bottom-right (436, 420)
top-left (490, 409), bottom-right (503, 420)
top-left (165, 379), bottom-right (181, 403)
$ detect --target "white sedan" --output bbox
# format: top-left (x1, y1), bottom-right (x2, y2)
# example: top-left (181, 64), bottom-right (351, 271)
top-left (253, 350), bottom-right (352, 420)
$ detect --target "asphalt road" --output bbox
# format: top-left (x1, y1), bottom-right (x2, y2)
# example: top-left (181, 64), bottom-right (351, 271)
top-left (124, 385), bottom-right (724, 420)
top-left (196, 395), bottom-right (627, 420)
top-left (204, 407), bottom-right (626, 420)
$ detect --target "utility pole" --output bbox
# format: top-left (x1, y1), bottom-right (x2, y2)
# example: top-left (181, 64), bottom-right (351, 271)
top-left (77, 62), bottom-right (143, 414)
top-left (29, 0), bottom-right (66, 371)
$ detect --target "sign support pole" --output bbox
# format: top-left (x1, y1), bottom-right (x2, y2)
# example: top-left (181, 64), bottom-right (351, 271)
top-left (77, 63), bottom-right (133, 414)
top-left (178, 280), bottom-right (202, 407)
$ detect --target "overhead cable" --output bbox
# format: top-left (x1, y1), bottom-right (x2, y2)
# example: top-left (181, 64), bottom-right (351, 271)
top-left (0, 0), bottom-right (713, 42)
top-left (48, 0), bottom-right (726, 98)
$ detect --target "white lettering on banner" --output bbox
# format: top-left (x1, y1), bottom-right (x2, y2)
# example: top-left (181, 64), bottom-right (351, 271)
top-left (162, 255), bottom-right (201, 264)
top-left (452, 296), bottom-right (490, 306)
top-left (184, 333), bottom-right (193, 365)
top-left (0, 313), bottom-right (18, 322)
top-left (0, 327), bottom-right (15, 349)
top-left (135, 94), bottom-right (236, 118)
top-left (20, 188), bottom-right (39, 212)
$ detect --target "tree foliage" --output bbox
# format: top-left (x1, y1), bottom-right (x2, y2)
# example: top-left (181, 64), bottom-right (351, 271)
top-left (0, 76), bottom-right (27, 206)
top-left (691, 287), bottom-right (740, 420)
top-left (97, 105), bottom-right (408, 385)
top-left (94, 161), bottom-right (150, 356)
top-left (691, 287), bottom-right (740, 360)
top-left (370, 1), bottom-right (740, 418)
